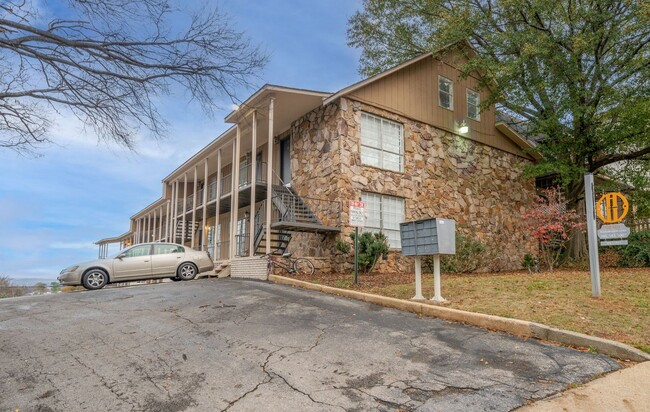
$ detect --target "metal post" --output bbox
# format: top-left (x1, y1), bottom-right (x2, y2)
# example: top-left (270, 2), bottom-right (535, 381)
top-left (354, 227), bottom-right (359, 285)
top-left (585, 173), bottom-right (601, 297)
top-left (431, 255), bottom-right (446, 302)
top-left (412, 256), bottom-right (425, 300)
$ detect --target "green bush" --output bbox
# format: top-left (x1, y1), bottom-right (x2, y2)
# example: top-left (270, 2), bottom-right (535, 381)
top-left (349, 232), bottom-right (390, 273)
top-left (423, 233), bottom-right (488, 273)
top-left (617, 230), bottom-right (650, 267)
top-left (335, 240), bottom-right (351, 254)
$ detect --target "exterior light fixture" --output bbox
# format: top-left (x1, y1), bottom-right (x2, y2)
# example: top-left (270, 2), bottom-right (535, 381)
top-left (244, 211), bottom-right (250, 221)
top-left (459, 120), bottom-right (469, 134)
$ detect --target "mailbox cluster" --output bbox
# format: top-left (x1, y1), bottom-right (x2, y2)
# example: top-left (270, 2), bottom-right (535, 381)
top-left (400, 218), bottom-right (456, 256)
top-left (400, 218), bottom-right (456, 302)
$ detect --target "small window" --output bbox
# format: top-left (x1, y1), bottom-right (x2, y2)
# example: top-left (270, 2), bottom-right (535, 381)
top-left (438, 76), bottom-right (453, 110)
top-left (123, 245), bottom-right (151, 258)
top-left (467, 89), bottom-right (480, 121)
top-left (360, 113), bottom-right (404, 172)
top-left (153, 244), bottom-right (184, 255)
top-left (361, 192), bottom-right (405, 249)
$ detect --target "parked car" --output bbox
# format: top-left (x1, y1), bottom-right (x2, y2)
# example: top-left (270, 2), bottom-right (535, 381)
top-left (58, 243), bottom-right (214, 290)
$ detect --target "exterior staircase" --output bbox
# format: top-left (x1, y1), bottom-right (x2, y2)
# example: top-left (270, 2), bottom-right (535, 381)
top-left (254, 224), bottom-right (292, 256)
top-left (271, 184), bottom-right (321, 225)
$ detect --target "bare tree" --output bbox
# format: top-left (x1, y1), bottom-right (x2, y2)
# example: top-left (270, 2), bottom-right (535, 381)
top-left (0, 0), bottom-right (268, 152)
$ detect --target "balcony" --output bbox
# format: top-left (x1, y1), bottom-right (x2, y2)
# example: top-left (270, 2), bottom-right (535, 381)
top-left (175, 161), bottom-right (268, 217)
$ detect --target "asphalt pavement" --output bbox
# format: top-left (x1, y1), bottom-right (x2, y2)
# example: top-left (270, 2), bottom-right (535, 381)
top-left (0, 278), bottom-right (620, 411)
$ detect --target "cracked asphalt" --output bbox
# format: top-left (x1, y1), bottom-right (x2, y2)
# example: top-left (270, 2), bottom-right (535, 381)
top-left (0, 278), bottom-right (620, 411)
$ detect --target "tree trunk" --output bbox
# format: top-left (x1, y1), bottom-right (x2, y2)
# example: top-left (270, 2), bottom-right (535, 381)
top-left (566, 182), bottom-right (588, 262)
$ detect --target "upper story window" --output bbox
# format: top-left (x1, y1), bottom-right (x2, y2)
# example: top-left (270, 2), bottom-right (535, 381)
top-left (467, 88), bottom-right (480, 121)
top-left (360, 112), bottom-right (404, 173)
top-left (438, 76), bottom-right (453, 110)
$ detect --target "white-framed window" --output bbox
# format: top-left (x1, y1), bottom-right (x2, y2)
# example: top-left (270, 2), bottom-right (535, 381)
top-left (467, 88), bottom-right (480, 121)
top-left (438, 76), bottom-right (453, 110)
top-left (360, 112), bottom-right (404, 172)
top-left (361, 192), bottom-right (405, 249)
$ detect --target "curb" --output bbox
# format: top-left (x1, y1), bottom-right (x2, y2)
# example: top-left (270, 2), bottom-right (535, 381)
top-left (268, 275), bottom-right (650, 362)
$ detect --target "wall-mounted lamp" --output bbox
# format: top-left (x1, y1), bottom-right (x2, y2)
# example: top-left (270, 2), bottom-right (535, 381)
top-left (458, 120), bottom-right (469, 134)
top-left (244, 211), bottom-right (250, 221)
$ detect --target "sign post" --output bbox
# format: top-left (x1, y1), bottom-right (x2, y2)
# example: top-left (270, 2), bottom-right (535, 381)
top-left (349, 200), bottom-right (366, 285)
top-left (584, 173), bottom-right (601, 298)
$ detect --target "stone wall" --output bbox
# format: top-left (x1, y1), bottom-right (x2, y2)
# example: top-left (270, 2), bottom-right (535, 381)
top-left (288, 97), bottom-right (537, 273)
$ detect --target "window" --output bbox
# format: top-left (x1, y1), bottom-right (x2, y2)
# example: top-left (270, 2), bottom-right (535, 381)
top-left (153, 244), bottom-right (184, 255)
top-left (360, 113), bottom-right (403, 172)
top-left (123, 245), bottom-right (151, 258)
top-left (361, 192), bottom-right (405, 249)
top-left (467, 89), bottom-right (480, 121)
top-left (438, 76), bottom-right (453, 110)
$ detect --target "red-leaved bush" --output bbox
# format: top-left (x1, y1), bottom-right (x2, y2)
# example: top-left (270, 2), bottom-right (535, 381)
top-left (520, 188), bottom-right (584, 271)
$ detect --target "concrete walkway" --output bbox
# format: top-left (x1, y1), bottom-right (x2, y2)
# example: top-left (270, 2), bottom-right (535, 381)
top-left (519, 361), bottom-right (650, 411)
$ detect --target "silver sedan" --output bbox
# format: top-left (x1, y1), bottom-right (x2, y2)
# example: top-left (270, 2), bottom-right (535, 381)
top-left (58, 243), bottom-right (214, 290)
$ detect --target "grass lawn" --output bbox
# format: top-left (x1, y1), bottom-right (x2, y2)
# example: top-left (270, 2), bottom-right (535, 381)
top-left (287, 267), bottom-right (650, 353)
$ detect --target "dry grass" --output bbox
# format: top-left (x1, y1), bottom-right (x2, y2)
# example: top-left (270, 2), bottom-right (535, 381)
top-left (288, 268), bottom-right (650, 352)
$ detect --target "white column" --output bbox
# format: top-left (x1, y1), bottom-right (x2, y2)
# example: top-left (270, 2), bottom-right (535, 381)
top-left (214, 149), bottom-right (222, 260)
top-left (191, 166), bottom-right (198, 248)
top-left (147, 213), bottom-right (152, 242)
top-left (157, 206), bottom-right (162, 241)
top-left (165, 200), bottom-right (170, 241)
top-left (249, 110), bottom-right (257, 256)
top-left (202, 157), bottom-right (208, 251)
top-left (182, 173), bottom-right (188, 245)
top-left (171, 181), bottom-right (177, 243)
top-left (265, 97), bottom-right (275, 255)
top-left (135, 219), bottom-right (140, 245)
top-left (230, 129), bottom-right (241, 258)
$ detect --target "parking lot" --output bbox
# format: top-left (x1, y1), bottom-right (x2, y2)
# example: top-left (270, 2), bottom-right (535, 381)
top-left (0, 278), bottom-right (619, 411)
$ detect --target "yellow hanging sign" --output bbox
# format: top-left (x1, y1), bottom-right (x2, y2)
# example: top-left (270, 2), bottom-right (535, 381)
top-left (596, 192), bottom-right (629, 224)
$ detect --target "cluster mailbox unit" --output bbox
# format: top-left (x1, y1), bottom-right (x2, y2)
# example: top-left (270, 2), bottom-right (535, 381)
top-left (400, 218), bottom-right (456, 302)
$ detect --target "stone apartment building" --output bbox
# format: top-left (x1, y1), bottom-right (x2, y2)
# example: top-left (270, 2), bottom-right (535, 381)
top-left (96, 43), bottom-right (538, 277)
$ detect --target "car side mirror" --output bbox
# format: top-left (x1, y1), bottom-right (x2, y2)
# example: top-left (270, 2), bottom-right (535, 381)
top-left (116, 254), bottom-right (125, 260)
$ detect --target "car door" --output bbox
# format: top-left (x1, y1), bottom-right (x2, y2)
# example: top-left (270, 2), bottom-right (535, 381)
top-left (150, 244), bottom-right (185, 276)
top-left (112, 245), bottom-right (153, 280)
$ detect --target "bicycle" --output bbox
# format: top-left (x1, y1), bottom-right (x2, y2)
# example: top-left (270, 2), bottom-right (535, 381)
top-left (264, 253), bottom-right (315, 276)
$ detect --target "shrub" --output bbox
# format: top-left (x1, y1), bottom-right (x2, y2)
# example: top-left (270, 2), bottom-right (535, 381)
top-left (520, 188), bottom-right (584, 271)
top-left (349, 232), bottom-right (390, 273)
top-left (522, 254), bottom-right (539, 274)
top-left (617, 230), bottom-right (650, 267)
top-left (335, 240), bottom-right (351, 254)
top-left (423, 233), bottom-right (489, 273)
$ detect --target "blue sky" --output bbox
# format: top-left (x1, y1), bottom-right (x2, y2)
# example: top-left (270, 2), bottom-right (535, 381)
top-left (0, 0), bottom-right (363, 283)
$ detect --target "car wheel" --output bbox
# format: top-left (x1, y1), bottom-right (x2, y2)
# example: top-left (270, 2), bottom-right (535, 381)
top-left (82, 269), bottom-right (108, 290)
top-left (170, 276), bottom-right (182, 282)
top-left (177, 263), bottom-right (198, 281)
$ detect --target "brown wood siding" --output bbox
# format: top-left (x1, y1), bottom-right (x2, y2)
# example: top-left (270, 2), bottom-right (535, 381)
top-left (347, 54), bottom-right (531, 159)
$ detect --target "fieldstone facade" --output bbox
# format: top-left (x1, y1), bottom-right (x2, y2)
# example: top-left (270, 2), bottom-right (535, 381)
top-left (288, 97), bottom-right (537, 273)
